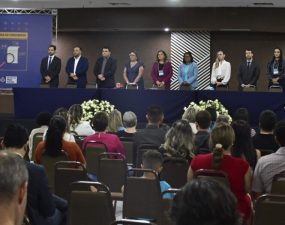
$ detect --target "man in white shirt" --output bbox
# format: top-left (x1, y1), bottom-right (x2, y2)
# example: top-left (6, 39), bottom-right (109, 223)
top-left (210, 50), bottom-right (231, 89)
top-left (65, 46), bottom-right (89, 88)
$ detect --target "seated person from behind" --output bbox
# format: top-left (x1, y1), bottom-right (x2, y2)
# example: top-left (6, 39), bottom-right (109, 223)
top-left (134, 105), bottom-right (168, 149)
top-left (35, 115), bottom-right (86, 165)
top-left (171, 179), bottom-right (240, 225)
top-left (0, 151), bottom-right (28, 225)
top-left (3, 124), bottom-right (68, 225)
top-left (160, 119), bottom-right (195, 163)
top-left (142, 150), bottom-right (173, 199)
top-left (107, 109), bottom-right (125, 133)
top-left (68, 104), bottom-right (95, 136)
top-left (117, 111), bottom-right (138, 138)
top-left (28, 111), bottom-right (52, 160)
top-left (252, 120), bottom-right (285, 198)
top-left (194, 110), bottom-right (211, 155)
top-left (82, 111), bottom-right (126, 157)
top-left (182, 106), bottom-right (198, 134)
top-left (253, 110), bottom-right (279, 152)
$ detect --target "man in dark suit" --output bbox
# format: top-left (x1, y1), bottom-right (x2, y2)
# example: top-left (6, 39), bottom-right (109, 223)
top-left (238, 49), bottom-right (260, 91)
top-left (93, 46), bottom-right (117, 88)
top-left (3, 124), bottom-right (67, 225)
top-left (40, 45), bottom-right (61, 88)
top-left (66, 46), bottom-right (89, 88)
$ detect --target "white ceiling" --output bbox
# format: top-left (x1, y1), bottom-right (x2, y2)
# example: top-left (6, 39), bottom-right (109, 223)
top-left (0, 0), bottom-right (284, 9)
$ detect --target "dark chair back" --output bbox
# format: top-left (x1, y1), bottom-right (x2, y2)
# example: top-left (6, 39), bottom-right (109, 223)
top-left (31, 133), bottom-right (44, 161)
top-left (69, 181), bottom-right (115, 225)
top-left (98, 153), bottom-right (127, 193)
top-left (194, 169), bottom-right (230, 188)
top-left (161, 189), bottom-right (180, 225)
top-left (253, 194), bottom-right (285, 225)
top-left (271, 171), bottom-right (285, 195)
top-left (136, 144), bottom-right (160, 168)
top-left (54, 161), bottom-right (89, 201)
top-left (120, 137), bottom-right (134, 165)
top-left (123, 168), bottom-right (162, 224)
top-left (242, 85), bottom-right (256, 92)
top-left (259, 149), bottom-right (274, 156)
top-left (269, 85), bottom-right (283, 92)
top-left (73, 135), bottom-right (87, 149)
top-left (84, 141), bottom-right (107, 175)
top-left (40, 151), bottom-right (68, 189)
top-left (160, 157), bottom-right (188, 188)
top-left (126, 83), bottom-right (139, 90)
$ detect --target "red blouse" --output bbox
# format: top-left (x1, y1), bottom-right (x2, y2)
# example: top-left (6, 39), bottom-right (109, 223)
top-left (191, 153), bottom-right (252, 221)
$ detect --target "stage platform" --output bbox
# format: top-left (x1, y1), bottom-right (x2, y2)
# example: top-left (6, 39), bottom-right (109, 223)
top-left (12, 88), bottom-right (285, 127)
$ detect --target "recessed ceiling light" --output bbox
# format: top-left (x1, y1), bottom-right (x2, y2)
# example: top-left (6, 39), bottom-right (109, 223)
top-left (164, 27), bottom-right (170, 32)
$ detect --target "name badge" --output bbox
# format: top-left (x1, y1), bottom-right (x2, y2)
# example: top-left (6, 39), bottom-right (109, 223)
top-left (158, 70), bottom-right (164, 76)
top-left (273, 68), bottom-right (279, 75)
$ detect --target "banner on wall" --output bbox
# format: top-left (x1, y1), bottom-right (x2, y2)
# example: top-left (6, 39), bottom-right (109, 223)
top-left (0, 14), bottom-right (52, 88)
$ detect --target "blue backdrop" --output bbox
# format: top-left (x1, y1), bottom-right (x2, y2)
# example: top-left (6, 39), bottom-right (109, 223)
top-left (0, 14), bottom-right (52, 88)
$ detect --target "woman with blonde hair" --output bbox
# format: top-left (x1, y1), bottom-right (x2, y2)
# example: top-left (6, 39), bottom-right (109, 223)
top-left (182, 107), bottom-right (198, 134)
top-left (161, 119), bottom-right (195, 163)
top-left (107, 109), bottom-right (124, 133)
top-left (187, 123), bottom-right (252, 224)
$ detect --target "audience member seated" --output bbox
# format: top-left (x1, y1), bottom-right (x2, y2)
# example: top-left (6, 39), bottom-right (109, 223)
top-left (82, 112), bottom-right (125, 156)
top-left (52, 107), bottom-right (75, 142)
top-left (160, 119), bottom-right (194, 163)
top-left (194, 111), bottom-right (211, 155)
top-left (3, 124), bottom-right (67, 225)
top-left (141, 150), bottom-right (173, 199)
top-left (252, 120), bottom-right (285, 198)
top-left (68, 104), bottom-right (95, 136)
top-left (117, 111), bottom-right (137, 138)
top-left (107, 109), bottom-right (125, 133)
top-left (0, 151), bottom-right (28, 225)
top-left (187, 123), bottom-right (252, 223)
top-left (182, 107), bottom-right (198, 134)
top-left (28, 112), bottom-right (52, 160)
top-left (231, 120), bottom-right (261, 170)
top-left (205, 107), bottom-right (217, 132)
top-left (253, 110), bottom-right (279, 152)
top-left (215, 114), bottom-right (230, 125)
top-left (171, 179), bottom-right (241, 225)
top-left (233, 107), bottom-right (256, 137)
top-left (35, 116), bottom-right (86, 165)
top-left (133, 105), bottom-right (168, 154)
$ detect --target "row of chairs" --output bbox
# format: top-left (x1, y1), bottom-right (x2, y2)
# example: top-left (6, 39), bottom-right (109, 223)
top-left (50, 163), bottom-right (179, 225)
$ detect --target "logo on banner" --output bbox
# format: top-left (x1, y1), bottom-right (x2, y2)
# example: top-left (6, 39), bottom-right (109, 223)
top-left (0, 32), bottom-right (28, 71)
top-left (0, 76), bottom-right (5, 83)
top-left (5, 76), bottom-right (17, 84)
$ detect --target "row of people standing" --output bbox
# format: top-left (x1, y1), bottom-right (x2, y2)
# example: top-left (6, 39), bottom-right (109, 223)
top-left (41, 45), bottom-right (285, 91)
top-left (40, 45), bottom-right (197, 89)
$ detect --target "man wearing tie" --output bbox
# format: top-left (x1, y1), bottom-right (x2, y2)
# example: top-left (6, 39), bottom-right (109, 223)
top-left (238, 49), bottom-right (260, 91)
top-left (93, 46), bottom-right (117, 88)
top-left (40, 45), bottom-right (61, 88)
top-left (66, 46), bottom-right (89, 88)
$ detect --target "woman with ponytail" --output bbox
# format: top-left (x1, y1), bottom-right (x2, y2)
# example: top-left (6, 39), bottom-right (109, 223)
top-left (187, 123), bottom-right (252, 224)
top-left (35, 115), bottom-right (86, 165)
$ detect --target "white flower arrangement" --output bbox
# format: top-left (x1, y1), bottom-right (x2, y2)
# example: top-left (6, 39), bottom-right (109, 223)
top-left (81, 99), bottom-right (115, 122)
top-left (184, 99), bottom-right (232, 123)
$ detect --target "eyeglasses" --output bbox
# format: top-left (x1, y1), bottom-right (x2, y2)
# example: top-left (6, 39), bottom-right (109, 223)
top-left (129, 54), bottom-right (136, 56)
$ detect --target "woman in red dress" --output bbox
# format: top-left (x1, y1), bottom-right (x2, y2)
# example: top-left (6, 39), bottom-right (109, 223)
top-left (187, 123), bottom-right (252, 224)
